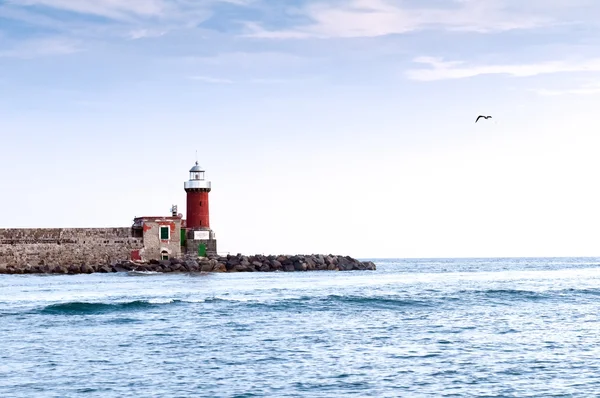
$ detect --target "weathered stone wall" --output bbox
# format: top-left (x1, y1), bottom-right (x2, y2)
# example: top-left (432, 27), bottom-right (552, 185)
top-left (186, 239), bottom-right (218, 257)
top-left (0, 228), bottom-right (143, 268)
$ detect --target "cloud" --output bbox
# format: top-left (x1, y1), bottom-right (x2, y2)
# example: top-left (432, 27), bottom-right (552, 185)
top-left (179, 52), bottom-right (317, 84)
top-left (1, 0), bottom-right (246, 39)
top-left (0, 37), bottom-right (80, 58)
top-left (243, 0), bottom-right (552, 39)
top-left (406, 56), bottom-right (600, 81)
top-left (188, 75), bottom-right (234, 84)
top-left (182, 51), bottom-right (311, 68)
top-left (248, 77), bottom-right (302, 84)
top-left (128, 29), bottom-right (168, 40)
top-left (187, 75), bottom-right (324, 85)
top-left (12, 0), bottom-right (184, 21)
top-left (11, 0), bottom-right (167, 19)
top-left (534, 81), bottom-right (600, 96)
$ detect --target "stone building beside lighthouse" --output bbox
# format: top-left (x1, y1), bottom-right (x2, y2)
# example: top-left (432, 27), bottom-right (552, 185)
top-left (0, 162), bottom-right (218, 267)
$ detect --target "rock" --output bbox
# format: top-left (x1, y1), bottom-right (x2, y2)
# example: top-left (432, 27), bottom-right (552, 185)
top-left (99, 265), bottom-right (112, 273)
top-left (337, 258), bottom-right (350, 271)
top-left (270, 259), bottom-right (282, 271)
top-left (362, 261), bottom-right (376, 270)
top-left (234, 263), bottom-right (252, 272)
top-left (283, 263), bottom-right (295, 272)
top-left (212, 262), bottom-right (226, 273)
top-left (116, 261), bottom-right (133, 271)
top-left (80, 264), bottom-right (93, 274)
top-left (150, 263), bottom-right (164, 272)
top-left (226, 256), bottom-right (240, 270)
top-left (259, 263), bottom-right (271, 272)
top-left (200, 261), bottom-right (213, 273)
top-left (225, 262), bottom-right (236, 272)
top-left (185, 260), bottom-right (200, 272)
top-left (68, 264), bottom-right (81, 274)
top-left (293, 261), bottom-right (307, 271)
top-left (0, 253), bottom-right (375, 274)
top-left (113, 264), bottom-right (130, 273)
top-left (173, 263), bottom-right (185, 272)
top-left (316, 262), bottom-right (327, 271)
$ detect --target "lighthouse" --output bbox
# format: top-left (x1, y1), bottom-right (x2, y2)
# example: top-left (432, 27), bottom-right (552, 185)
top-left (184, 161), bottom-right (217, 257)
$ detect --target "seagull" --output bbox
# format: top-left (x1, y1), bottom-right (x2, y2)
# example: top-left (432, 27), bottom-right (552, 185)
top-left (475, 115), bottom-right (492, 123)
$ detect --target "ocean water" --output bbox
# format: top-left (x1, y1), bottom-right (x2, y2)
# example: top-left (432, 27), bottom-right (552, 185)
top-left (2, 257), bottom-right (600, 397)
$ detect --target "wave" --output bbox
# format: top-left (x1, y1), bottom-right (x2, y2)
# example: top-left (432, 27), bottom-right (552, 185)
top-left (463, 287), bottom-right (600, 298)
top-left (463, 289), bottom-right (549, 300)
top-left (202, 288), bottom-right (593, 310)
top-left (13, 286), bottom-right (600, 317)
top-left (39, 300), bottom-right (183, 315)
top-left (201, 294), bottom-right (432, 311)
top-left (563, 288), bottom-right (600, 296)
top-left (127, 271), bottom-right (162, 276)
top-left (321, 294), bottom-right (431, 308)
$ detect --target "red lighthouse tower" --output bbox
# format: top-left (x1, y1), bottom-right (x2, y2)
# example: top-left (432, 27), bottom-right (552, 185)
top-left (184, 162), bottom-right (217, 256)
top-left (185, 161), bottom-right (211, 229)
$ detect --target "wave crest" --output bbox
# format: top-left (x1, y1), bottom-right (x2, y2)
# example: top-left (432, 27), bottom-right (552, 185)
top-left (39, 300), bottom-right (181, 315)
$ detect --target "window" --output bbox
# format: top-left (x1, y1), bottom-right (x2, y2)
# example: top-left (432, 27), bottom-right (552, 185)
top-left (161, 250), bottom-right (169, 260)
top-left (199, 201), bottom-right (202, 206)
top-left (160, 226), bottom-right (170, 240)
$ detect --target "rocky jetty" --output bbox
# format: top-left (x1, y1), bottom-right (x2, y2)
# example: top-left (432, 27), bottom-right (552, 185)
top-left (0, 254), bottom-right (376, 275)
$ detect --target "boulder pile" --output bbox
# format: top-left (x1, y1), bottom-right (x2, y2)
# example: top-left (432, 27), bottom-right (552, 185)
top-left (0, 254), bottom-right (376, 274)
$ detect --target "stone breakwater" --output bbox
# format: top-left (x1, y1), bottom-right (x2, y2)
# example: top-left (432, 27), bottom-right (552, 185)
top-left (0, 254), bottom-right (376, 275)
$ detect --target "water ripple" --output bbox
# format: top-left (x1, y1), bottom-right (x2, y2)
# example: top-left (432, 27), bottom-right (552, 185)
top-left (0, 257), bottom-right (600, 397)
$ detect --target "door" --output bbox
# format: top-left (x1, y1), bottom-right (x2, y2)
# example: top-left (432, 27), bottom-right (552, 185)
top-left (180, 229), bottom-right (186, 247)
top-left (198, 243), bottom-right (207, 257)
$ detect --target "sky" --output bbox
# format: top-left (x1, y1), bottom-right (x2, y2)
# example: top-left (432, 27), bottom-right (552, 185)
top-left (1, 0), bottom-right (600, 258)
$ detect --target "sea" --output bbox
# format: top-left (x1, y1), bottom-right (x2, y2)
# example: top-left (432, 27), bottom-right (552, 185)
top-left (1, 257), bottom-right (600, 397)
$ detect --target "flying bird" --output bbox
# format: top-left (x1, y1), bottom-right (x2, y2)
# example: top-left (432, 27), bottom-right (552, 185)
top-left (475, 115), bottom-right (492, 123)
